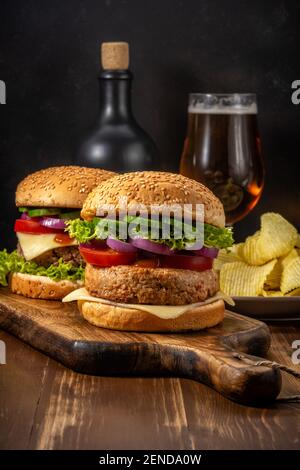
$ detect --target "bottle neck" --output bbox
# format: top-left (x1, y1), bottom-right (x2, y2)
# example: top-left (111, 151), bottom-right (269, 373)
top-left (98, 70), bottom-right (134, 123)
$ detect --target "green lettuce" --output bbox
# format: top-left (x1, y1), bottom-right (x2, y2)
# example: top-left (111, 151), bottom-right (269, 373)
top-left (0, 250), bottom-right (84, 287)
top-left (66, 217), bottom-right (100, 243)
top-left (66, 217), bottom-right (233, 250)
top-left (204, 223), bottom-right (234, 249)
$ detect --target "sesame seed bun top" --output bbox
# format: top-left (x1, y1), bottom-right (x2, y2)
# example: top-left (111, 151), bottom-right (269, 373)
top-left (15, 166), bottom-right (117, 209)
top-left (81, 171), bottom-right (225, 227)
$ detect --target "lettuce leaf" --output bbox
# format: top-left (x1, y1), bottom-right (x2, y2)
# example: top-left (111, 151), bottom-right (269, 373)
top-left (204, 223), bottom-right (233, 249)
top-left (66, 217), bottom-right (100, 243)
top-left (66, 217), bottom-right (233, 250)
top-left (0, 250), bottom-right (84, 287)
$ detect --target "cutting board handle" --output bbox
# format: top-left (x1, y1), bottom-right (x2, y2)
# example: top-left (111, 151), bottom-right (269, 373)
top-left (159, 345), bottom-right (282, 404)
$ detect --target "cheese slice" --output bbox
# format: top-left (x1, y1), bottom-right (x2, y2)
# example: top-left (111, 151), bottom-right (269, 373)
top-left (63, 287), bottom-right (234, 319)
top-left (17, 232), bottom-right (78, 261)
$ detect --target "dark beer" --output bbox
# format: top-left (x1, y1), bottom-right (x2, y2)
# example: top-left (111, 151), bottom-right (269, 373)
top-left (180, 94), bottom-right (264, 225)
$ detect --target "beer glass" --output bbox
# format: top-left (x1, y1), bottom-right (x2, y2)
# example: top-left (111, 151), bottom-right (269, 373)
top-left (179, 93), bottom-right (264, 225)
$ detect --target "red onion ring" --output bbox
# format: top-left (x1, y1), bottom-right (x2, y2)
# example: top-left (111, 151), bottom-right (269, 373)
top-left (20, 212), bottom-right (32, 220)
top-left (20, 212), bottom-right (43, 222)
top-left (129, 237), bottom-right (174, 255)
top-left (39, 217), bottom-right (66, 230)
top-left (107, 237), bottom-right (137, 253)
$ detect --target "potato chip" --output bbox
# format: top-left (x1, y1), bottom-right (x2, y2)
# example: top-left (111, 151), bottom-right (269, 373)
top-left (281, 248), bottom-right (298, 270)
top-left (242, 213), bottom-right (297, 265)
top-left (295, 234), bottom-right (300, 248)
top-left (281, 256), bottom-right (300, 294)
top-left (214, 250), bottom-right (237, 271)
top-left (231, 243), bottom-right (245, 260)
top-left (241, 231), bottom-right (261, 265)
top-left (220, 259), bottom-right (277, 296)
top-left (213, 243), bottom-right (244, 271)
top-left (264, 259), bottom-right (281, 290)
top-left (287, 287), bottom-right (300, 296)
top-left (262, 289), bottom-right (283, 297)
top-left (264, 248), bottom-right (298, 290)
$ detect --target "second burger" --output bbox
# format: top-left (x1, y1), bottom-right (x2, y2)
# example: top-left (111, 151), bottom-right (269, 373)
top-left (5, 166), bottom-right (116, 299)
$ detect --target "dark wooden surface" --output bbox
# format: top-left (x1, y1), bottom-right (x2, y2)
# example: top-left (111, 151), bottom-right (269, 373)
top-left (0, 289), bottom-right (281, 404)
top-left (0, 325), bottom-right (300, 450)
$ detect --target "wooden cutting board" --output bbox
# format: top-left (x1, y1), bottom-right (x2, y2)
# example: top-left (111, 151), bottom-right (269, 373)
top-left (0, 288), bottom-right (281, 404)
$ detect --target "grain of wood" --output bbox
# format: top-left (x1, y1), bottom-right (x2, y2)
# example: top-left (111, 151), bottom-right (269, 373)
top-left (268, 327), bottom-right (300, 403)
top-left (29, 371), bottom-right (195, 450)
top-left (0, 331), bottom-right (49, 449)
top-left (0, 288), bottom-right (280, 404)
top-left (0, 289), bottom-right (300, 449)
top-left (0, 329), bottom-right (300, 449)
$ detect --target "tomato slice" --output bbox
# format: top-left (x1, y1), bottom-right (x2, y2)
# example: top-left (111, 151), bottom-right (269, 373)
top-left (159, 253), bottom-right (213, 271)
top-left (80, 246), bottom-right (137, 267)
top-left (14, 219), bottom-right (59, 235)
top-left (134, 257), bottom-right (160, 268)
top-left (54, 233), bottom-right (74, 245)
top-left (80, 244), bottom-right (213, 271)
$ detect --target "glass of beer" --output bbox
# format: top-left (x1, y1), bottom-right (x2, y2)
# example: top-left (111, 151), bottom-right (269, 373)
top-left (179, 93), bottom-right (264, 225)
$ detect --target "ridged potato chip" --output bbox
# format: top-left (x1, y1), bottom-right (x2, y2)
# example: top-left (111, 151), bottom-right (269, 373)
top-left (241, 231), bottom-right (261, 265)
top-left (220, 259), bottom-right (277, 296)
top-left (281, 256), bottom-right (300, 294)
top-left (264, 248), bottom-right (298, 290)
top-left (231, 243), bottom-right (245, 260)
top-left (264, 259), bottom-right (282, 290)
top-left (295, 234), bottom-right (300, 248)
top-left (242, 213), bottom-right (297, 265)
top-left (287, 287), bottom-right (300, 296)
top-left (213, 243), bottom-right (244, 271)
top-left (262, 289), bottom-right (283, 297)
top-left (281, 248), bottom-right (298, 270)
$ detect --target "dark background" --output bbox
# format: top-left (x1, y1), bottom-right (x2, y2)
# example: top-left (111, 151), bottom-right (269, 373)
top-left (0, 0), bottom-right (299, 249)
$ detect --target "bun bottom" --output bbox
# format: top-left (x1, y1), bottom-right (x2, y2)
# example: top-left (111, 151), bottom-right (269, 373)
top-left (78, 299), bottom-right (225, 332)
top-left (10, 272), bottom-right (82, 300)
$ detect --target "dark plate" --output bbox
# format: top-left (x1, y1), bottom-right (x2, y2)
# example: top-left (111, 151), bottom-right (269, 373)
top-left (231, 296), bottom-right (300, 322)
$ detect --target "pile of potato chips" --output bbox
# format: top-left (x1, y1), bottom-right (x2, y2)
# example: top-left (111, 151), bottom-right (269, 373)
top-left (214, 213), bottom-right (300, 297)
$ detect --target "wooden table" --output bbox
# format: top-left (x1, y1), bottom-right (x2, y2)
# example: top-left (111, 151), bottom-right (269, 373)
top-left (0, 325), bottom-right (300, 450)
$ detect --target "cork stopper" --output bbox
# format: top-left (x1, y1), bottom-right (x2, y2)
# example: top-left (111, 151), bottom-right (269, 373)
top-left (101, 42), bottom-right (129, 70)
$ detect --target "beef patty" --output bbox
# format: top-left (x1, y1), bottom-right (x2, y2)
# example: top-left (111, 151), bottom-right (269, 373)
top-left (85, 263), bottom-right (219, 305)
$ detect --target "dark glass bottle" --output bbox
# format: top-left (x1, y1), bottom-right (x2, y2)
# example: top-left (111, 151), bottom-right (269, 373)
top-left (75, 42), bottom-right (160, 171)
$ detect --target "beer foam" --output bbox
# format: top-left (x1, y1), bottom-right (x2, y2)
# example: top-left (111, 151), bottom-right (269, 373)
top-left (188, 103), bottom-right (257, 114)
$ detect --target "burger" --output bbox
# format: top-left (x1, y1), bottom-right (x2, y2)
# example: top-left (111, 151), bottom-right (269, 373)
top-left (0, 166), bottom-right (116, 299)
top-left (63, 171), bottom-right (233, 331)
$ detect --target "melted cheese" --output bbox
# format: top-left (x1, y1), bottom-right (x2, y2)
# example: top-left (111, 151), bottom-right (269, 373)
top-left (17, 232), bottom-right (78, 261)
top-left (63, 287), bottom-right (234, 319)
